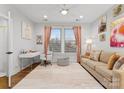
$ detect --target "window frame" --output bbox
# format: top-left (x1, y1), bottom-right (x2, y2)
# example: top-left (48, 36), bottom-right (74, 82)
top-left (49, 26), bottom-right (76, 53)
top-left (64, 28), bottom-right (76, 53)
top-left (49, 28), bottom-right (62, 52)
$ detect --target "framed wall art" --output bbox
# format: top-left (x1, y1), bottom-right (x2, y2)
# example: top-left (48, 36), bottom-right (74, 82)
top-left (113, 4), bottom-right (124, 17)
top-left (22, 21), bottom-right (32, 40)
top-left (99, 34), bottom-right (106, 41)
top-left (110, 17), bottom-right (124, 47)
top-left (98, 15), bottom-right (107, 34)
top-left (36, 35), bottom-right (42, 45)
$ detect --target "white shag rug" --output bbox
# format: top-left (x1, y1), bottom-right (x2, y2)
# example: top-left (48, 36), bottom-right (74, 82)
top-left (13, 63), bottom-right (104, 89)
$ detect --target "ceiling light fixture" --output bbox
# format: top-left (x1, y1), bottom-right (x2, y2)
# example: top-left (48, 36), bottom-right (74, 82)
top-left (43, 15), bottom-right (48, 22)
top-left (60, 4), bottom-right (69, 15)
top-left (61, 9), bottom-right (68, 15)
top-left (43, 15), bottom-right (47, 19)
top-left (80, 16), bottom-right (83, 19)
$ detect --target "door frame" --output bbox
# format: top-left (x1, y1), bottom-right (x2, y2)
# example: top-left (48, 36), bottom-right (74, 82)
top-left (0, 11), bottom-right (13, 87)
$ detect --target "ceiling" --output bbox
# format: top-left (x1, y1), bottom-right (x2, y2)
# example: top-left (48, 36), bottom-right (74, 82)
top-left (12, 4), bottom-right (114, 24)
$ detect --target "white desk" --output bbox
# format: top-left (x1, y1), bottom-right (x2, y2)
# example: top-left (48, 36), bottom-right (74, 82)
top-left (19, 52), bottom-right (40, 70)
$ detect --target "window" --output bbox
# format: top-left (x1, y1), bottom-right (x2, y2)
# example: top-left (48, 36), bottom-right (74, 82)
top-left (49, 28), bottom-right (61, 52)
top-left (64, 28), bottom-right (76, 52)
top-left (49, 27), bottom-right (76, 53)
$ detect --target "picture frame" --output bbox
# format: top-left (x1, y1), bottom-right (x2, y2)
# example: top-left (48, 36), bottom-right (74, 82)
top-left (22, 21), bottom-right (32, 40)
top-left (110, 17), bottom-right (124, 47)
top-left (98, 15), bottom-right (107, 34)
top-left (113, 4), bottom-right (124, 17)
top-left (36, 35), bottom-right (42, 45)
top-left (99, 34), bottom-right (106, 41)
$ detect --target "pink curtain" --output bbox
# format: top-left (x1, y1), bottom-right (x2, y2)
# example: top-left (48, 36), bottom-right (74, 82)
top-left (73, 26), bottom-right (81, 64)
top-left (44, 26), bottom-right (52, 60)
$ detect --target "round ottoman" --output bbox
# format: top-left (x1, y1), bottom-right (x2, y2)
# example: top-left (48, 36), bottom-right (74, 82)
top-left (57, 57), bottom-right (69, 66)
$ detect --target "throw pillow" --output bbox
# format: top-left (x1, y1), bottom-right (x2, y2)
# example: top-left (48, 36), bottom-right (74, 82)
top-left (107, 54), bottom-right (120, 70)
top-left (85, 52), bottom-right (90, 56)
top-left (90, 50), bottom-right (95, 60)
top-left (100, 51), bottom-right (116, 63)
top-left (113, 56), bottom-right (124, 70)
top-left (82, 52), bottom-right (90, 59)
top-left (90, 50), bottom-right (101, 61)
top-left (93, 50), bottom-right (102, 61)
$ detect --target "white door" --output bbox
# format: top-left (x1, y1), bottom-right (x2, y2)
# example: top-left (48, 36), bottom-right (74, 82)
top-left (0, 18), bottom-right (8, 76)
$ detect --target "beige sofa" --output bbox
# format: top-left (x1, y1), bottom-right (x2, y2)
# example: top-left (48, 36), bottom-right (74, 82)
top-left (80, 51), bottom-right (124, 89)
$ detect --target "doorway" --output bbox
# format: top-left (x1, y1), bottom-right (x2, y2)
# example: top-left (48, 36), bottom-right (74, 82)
top-left (0, 18), bottom-right (8, 77)
top-left (0, 12), bottom-right (13, 88)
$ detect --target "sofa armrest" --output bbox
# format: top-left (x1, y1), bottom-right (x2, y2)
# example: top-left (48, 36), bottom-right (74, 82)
top-left (113, 70), bottom-right (124, 89)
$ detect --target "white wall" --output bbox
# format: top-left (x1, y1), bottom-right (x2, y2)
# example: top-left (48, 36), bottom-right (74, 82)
top-left (12, 7), bottom-right (36, 75)
top-left (86, 5), bottom-right (124, 55)
top-left (0, 5), bottom-right (35, 75)
top-left (34, 23), bottom-right (44, 54)
top-left (81, 23), bottom-right (92, 54)
top-left (0, 19), bottom-right (8, 74)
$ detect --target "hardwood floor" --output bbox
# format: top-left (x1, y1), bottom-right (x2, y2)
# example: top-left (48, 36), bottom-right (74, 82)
top-left (0, 76), bottom-right (8, 89)
top-left (0, 62), bottom-right (40, 89)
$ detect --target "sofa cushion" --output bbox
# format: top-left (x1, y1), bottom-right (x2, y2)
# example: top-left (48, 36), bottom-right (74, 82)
top-left (100, 51), bottom-right (115, 64)
top-left (90, 50), bottom-right (101, 61)
top-left (107, 54), bottom-right (120, 70)
top-left (80, 58), bottom-right (91, 65)
top-left (86, 60), bottom-right (96, 70)
top-left (113, 56), bottom-right (124, 70)
top-left (82, 52), bottom-right (91, 58)
top-left (86, 61), bottom-right (106, 70)
top-left (93, 50), bottom-right (102, 61)
top-left (95, 66), bottom-right (113, 81)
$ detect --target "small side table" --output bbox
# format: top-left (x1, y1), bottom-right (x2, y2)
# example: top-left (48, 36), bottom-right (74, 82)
top-left (57, 57), bottom-right (69, 66)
